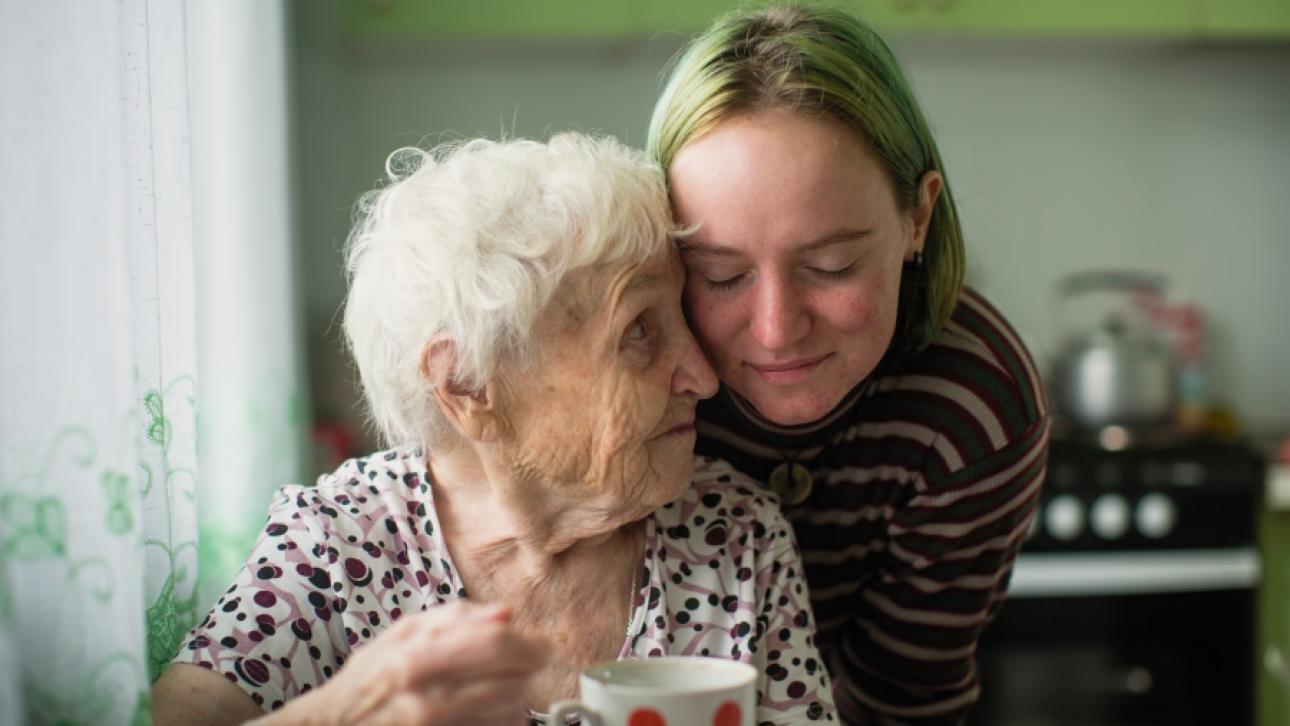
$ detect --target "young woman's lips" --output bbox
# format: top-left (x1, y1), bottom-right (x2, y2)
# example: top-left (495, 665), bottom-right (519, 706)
top-left (747, 355), bottom-right (829, 385)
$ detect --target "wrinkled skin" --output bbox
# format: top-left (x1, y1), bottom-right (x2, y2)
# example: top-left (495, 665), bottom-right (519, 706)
top-left (494, 249), bottom-right (716, 529)
top-left (669, 109), bottom-right (940, 425)
top-left (433, 247), bottom-right (718, 709)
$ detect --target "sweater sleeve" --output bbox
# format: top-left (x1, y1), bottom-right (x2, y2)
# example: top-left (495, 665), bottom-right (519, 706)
top-left (829, 418), bottom-right (1048, 725)
top-left (171, 486), bottom-right (351, 712)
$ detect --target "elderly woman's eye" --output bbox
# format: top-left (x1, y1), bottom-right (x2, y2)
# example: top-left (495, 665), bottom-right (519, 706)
top-left (625, 317), bottom-right (649, 342)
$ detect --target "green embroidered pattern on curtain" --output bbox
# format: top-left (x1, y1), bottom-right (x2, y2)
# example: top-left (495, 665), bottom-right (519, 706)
top-left (1, 3), bottom-right (303, 724)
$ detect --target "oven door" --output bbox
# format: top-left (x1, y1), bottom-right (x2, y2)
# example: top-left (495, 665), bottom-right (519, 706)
top-left (969, 550), bottom-right (1259, 726)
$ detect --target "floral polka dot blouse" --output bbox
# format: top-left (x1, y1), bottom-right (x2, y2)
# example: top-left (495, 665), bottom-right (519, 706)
top-left (173, 447), bottom-right (836, 724)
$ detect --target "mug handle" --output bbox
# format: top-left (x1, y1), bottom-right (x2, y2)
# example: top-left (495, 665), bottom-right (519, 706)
top-left (548, 699), bottom-right (602, 726)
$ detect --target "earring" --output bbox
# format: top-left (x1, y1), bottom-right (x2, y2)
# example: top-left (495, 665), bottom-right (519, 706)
top-left (907, 251), bottom-right (924, 267)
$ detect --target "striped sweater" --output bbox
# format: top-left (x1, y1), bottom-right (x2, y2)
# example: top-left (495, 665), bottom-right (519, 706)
top-left (693, 288), bottom-right (1049, 725)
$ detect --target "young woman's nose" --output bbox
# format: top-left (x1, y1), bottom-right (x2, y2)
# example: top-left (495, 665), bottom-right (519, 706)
top-left (750, 275), bottom-right (809, 352)
top-left (673, 329), bottom-right (719, 399)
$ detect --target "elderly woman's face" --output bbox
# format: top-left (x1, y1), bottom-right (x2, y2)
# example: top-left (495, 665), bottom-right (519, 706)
top-left (499, 250), bottom-right (718, 514)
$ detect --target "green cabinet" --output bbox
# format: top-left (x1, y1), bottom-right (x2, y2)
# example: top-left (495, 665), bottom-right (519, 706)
top-left (341, 0), bottom-right (1290, 40)
top-left (341, 0), bottom-right (635, 40)
top-left (1201, 0), bottom-right (1290, 36)
top-left (633, 0), bottom-right (738, 35)
top-left (1259, 503), bottom-right (1290, 726)
top-left (630, 0), bottom-right (1199, 37)
top-left (853, 0), bottom-right (1194, 36)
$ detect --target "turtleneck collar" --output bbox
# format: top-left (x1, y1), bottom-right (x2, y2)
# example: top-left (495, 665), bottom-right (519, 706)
top-left (696, 376), bottom-right (875, 456)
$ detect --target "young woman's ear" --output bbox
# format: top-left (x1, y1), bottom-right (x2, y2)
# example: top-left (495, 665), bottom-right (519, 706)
top-left (907, 170), bottom-right (943, 258)
top-left (420, 339), bottom-right (505, 443)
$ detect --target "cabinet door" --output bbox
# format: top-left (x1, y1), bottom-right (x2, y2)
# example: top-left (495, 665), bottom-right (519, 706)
top-left (1200, 0), bottom-right (1290, 36)
top-left (855, 0), bottom-right (1196, 36)
top-left (341, 0), bottom-right (1290, 41)
top-left (635, 0), bottom-right (1201, 36)
top-left (636, 0), bottom-right (734, 35)
top-left (343, 0), bottom-right (634, 41)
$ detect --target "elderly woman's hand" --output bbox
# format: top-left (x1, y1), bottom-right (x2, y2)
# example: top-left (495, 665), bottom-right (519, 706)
top-left (257, 600), bottom-right (549, 726)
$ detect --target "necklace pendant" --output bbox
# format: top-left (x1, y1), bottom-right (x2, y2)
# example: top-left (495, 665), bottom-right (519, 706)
top-left (769, 461), bottom-right (813, 505)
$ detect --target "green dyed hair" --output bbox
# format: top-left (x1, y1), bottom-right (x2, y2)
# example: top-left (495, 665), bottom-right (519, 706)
top-left (648, 2), bottom-right (965, 351)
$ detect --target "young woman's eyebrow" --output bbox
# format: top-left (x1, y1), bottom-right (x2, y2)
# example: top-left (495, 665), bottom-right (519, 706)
top-left (679, 228), bottom-right (874, 257)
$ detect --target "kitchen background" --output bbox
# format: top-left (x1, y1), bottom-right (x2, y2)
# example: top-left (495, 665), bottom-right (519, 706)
top-left (293, 2), bottom-right (1290, 443)
top-left (289, 2), bottom-right (1290, 725)
top-left (285, 2), bottom-right (1290, 722)
top-left (1, 1), bottom-right (1287, 724)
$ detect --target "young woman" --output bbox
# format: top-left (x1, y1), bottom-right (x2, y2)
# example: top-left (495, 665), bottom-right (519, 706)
top-left (649, 5), bottom-right (1049, 723)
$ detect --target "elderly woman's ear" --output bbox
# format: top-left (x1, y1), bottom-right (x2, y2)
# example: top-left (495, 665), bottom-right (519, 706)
top-left (420, 338), bottom-right (506, 443)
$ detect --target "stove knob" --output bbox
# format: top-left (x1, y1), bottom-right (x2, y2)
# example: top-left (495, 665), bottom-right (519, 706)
top-left (1135, 493), bottom-right (1177, 539)
top-left (1045, 495), bottom-right (1084, 541)
top-left (1090, 494), bottom-right (1130, 540)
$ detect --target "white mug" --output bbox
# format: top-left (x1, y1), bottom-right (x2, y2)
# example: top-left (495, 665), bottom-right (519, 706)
top-left (547, 656), bottom-right (756, 726)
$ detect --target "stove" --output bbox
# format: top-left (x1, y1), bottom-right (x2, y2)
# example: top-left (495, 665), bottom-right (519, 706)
top-left (1029, 436), bottom-right (1262, 552)
top-left (970, 435), bottom-right (1266, 726)
top-left (1009, 435), bottom-right (1263, 597)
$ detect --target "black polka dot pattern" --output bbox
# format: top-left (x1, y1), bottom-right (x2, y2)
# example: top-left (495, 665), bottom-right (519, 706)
top-left (172, 449), bottom-right (836, 722)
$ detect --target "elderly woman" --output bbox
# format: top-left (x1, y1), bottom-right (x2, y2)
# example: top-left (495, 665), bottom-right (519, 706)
top-left (151, 133), bottom-right (835, 724)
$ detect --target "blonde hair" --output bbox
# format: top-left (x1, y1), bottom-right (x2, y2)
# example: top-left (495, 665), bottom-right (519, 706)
top-left (649, 3), bottom-right (965, 349)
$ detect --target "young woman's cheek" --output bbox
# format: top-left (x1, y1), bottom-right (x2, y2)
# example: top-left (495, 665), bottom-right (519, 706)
top-left (819, 266), bottom-right (895, 334)
top-left (683, 289), bottom-right (735, 364)
top-left (682, 281), bottom-right (716, 334)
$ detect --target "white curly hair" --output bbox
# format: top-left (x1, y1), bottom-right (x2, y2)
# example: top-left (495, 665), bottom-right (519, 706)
top-left (342, 132), bottom-right (676, 450)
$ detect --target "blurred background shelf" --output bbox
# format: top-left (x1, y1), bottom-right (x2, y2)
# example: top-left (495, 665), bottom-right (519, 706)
top-left (341, 0), bottom-right (1290, 42)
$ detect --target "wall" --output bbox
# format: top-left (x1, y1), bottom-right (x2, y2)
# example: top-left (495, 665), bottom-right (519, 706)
top-left (898, 37), bottom-right (1290, 432)
top-left (290, 3), bottom-right (1290, 440)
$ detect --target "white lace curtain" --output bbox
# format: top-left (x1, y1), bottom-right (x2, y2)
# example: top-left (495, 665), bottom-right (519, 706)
top-left (0, 2), bottom-right (304, 723)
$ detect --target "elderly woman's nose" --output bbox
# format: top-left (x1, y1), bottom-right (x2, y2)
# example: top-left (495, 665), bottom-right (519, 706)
top-left (674, 330), bottom-right (719, 399)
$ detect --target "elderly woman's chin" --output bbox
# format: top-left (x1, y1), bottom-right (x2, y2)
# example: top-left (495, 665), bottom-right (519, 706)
top-left (648, 428), bottom-right (699, 502)
top-left (590, 440), bottom-right (698, 523)
top-left (660, 428), bottom-right (701, 484)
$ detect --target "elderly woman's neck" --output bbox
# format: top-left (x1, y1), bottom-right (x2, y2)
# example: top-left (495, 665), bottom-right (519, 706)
top-left (427, 449), bottom-right (642, 569)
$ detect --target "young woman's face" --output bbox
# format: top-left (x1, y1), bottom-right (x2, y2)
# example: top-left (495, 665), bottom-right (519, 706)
top-left (669, 110), bottom-right (938, 425)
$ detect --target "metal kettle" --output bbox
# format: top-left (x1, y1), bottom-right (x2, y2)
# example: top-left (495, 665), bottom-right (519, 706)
top-left (1052, 271), bottom-right (1178, 430)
